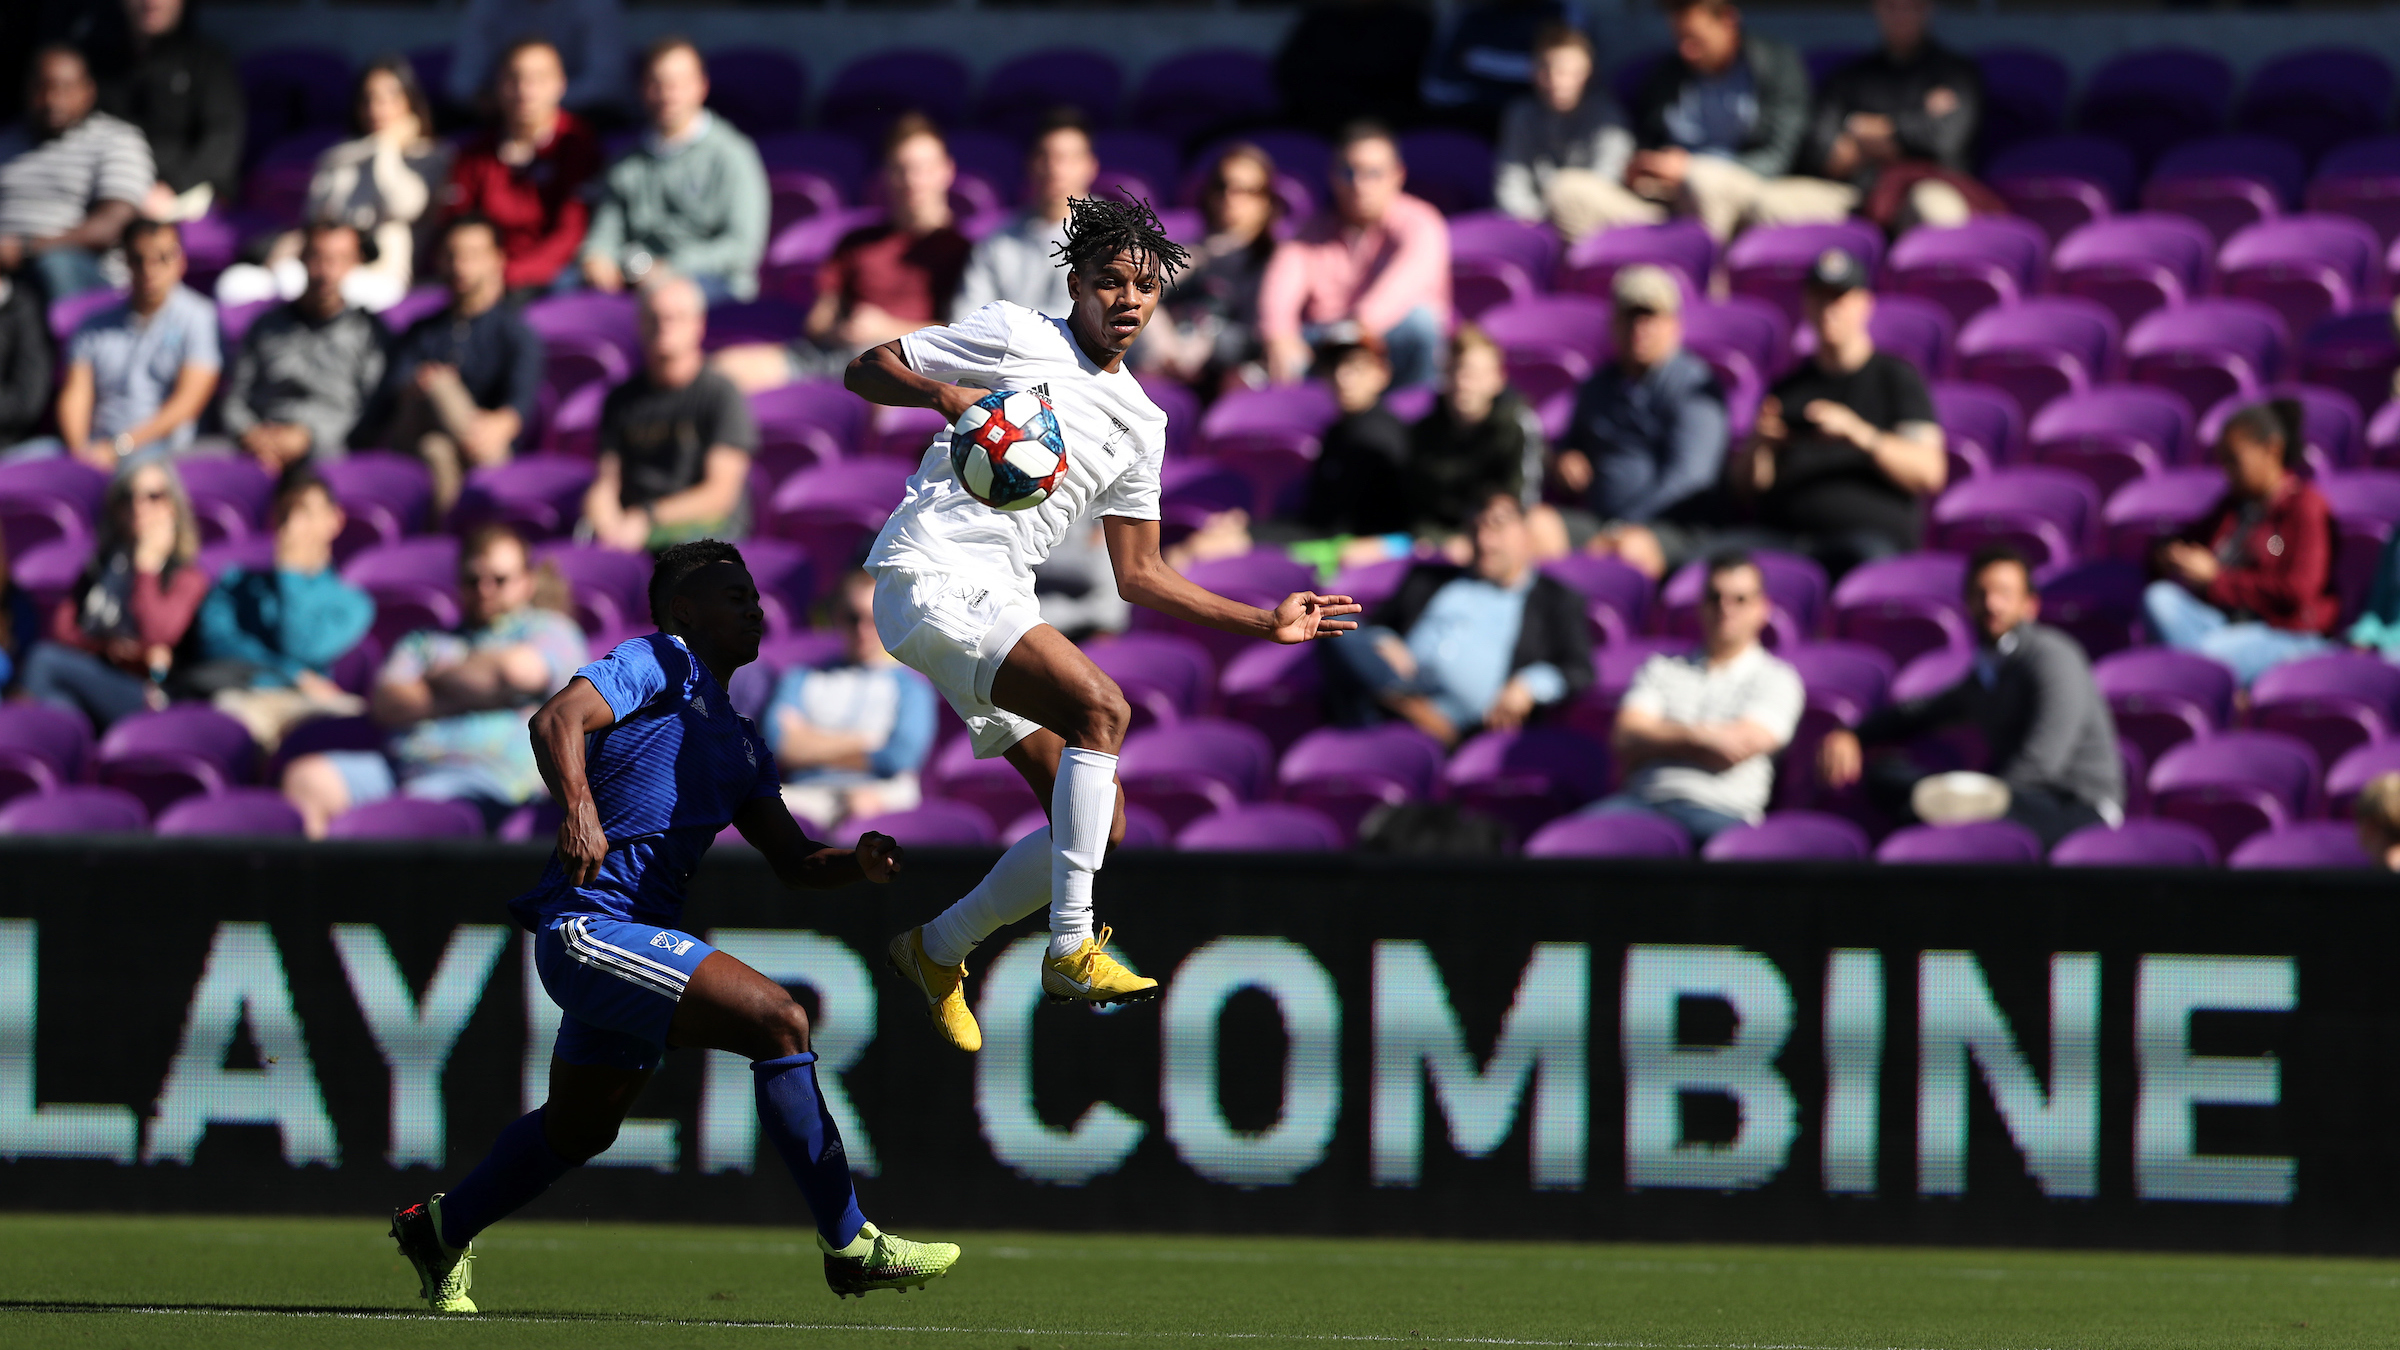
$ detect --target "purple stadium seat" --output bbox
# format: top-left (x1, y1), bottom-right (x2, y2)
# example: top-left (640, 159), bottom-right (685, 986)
top-left (1449, 212), bottom-right (1563, 289)
top-left (1891, 645), bottom-right (1977, 708)
top-left (96, 707), bottom-right (257, 817)
top-left (2197, 383), bottom-right (2362, 472)
top-left (1522, 810), bottom-right (1692, 859)
top-left (2218, 216), bottom-right (2388, 342)
top-left (239, 47), bottom-right (352, 157)
top-left (2028, 384), bottom-right (2194, 496)
top-left (1201, 382), bottom-right (1341, 438)
top-left (700, 48), bottom-right (807, 136)
top-left (10, 539), bottom-right (90, 615)
top-left (848, 800), bottom-right (998, 847)
top-left (0, 785), bottom-right (148, 835)
top-left (1220, 642), bottom-right (1323, 752)
top-left (2228, 819), bottom-right (2373, 870)
top-left (1860, 293), bottom-right (1956, 382)
top-left (1557, 220), bottom-right (1716, 304)
top-left (1120, 718), bottom-right (1276, 832)
top-left (2051, 214), bottom-right (2218, 330)
top-left (155, 788), bottom-right (306, 838)
top-left (702, 298), bottom-right (809, 354)
top-left (2096, 646), bottom-right (2237, 764)
top-left (325, 797), bottom-right (487, 840)
top-left (1930, 465), bottom-right (2100, 571)
top-left (1876, 820), bottom-right (2044, 864)
top-left (1184, 550), bottom-right (1315, 603)
top-left (1988, 136), bottom-right (2138, 243)
top-left (749, 379), bottom-right (868, 454)
top-left (762, 459), bottom-right (914, 569)
top-left (756, 131), bottom-right (872, 198)
top-left (534, 542), bottom-right (653, 637)
top-left (1977, 48), bottom-right (2071, 160)
top-left (2238, 49), bottom-right (2396, 162)
top-left (0, 703), bottom-right (93, 789)
top-left (1725, 221), bottom-right (1886, 329)
top-left (2373, 400), bottom-right (2400, 467)
top-left (199, 535), bottom-right (276, 579)
top-left (1328, 555), bottom-right (1415, 610)
top-left (380, 285), bottom-right (448, 333)
top-left (761, 205), bottom-right (883, 302)
top-left (362, 581), bottom-right (459, 650)
top-left (2150, 729), bottom-right (2321, 854)
top-left (1931, 381), bottom-right (2023, 479)
top-left (2306, 135), bottom-right (2400, 248)
top-left (342, 535), bottom-right (459, 592)
top-left (924, 738), bottom-right (1039, 827)
top-left (1566, 637), bottom-right (1693, 741)
top-left (1777, 642), bottom-right (1898, 810)
top-left (2039, 558), bottom-right (2147, 658)
top-left (1095, 130), bottom-right (1182, 209)
top-left (1176, 801), bottom-right (1344, 853)
top-left (1956, 297), bottom-right (2121, 420)
top-left (47, 287), bottom-right (123, 347)
top-left (1394, 128), bottom-right (1494, 215)
top-left (2049, 818), bottom-right (2220, 868)
top-left (2300, 310), bottom-right (2400, 417)
top-left (2246, 650), bottom-right (2400, 765)
top-left (0, 458), bottom-right (106, 521)
top-left (1452, 257), bottom-right (1533, 322)
top-left (1131, 48), bottom-right (1277, 145)
top-left (1276, 723), bottom-right (1445, 842)
top-left (819, 49), bottom-right (971, 143)
top-left (1441, 727), bottom-right (1612, 842)
top-left (2077, 48), bottom-right (2234, 169)
top-left (2143, 136), bottom-right (2306, 244)
top-left (450, 456), bottom-right (595, 538)
top-left (1830, 554), bottom-right (1968, 667)
top-left (1702, 810), bottom-right (1872, 862)
top-left (2124, 298), bottom-right (2289, 417)
top-left (1085, 633), bottom-right (1218, 733)
top-left (1660, 549), bottom-right (1826, 645)
top-left (1476, 295), bottom-right (1615, 369)
top-left (2101, 467), bottom-right (2226, 561)
top-left (175, 455), bottom-right (274, 547)
top-left (522, 292), bottom-right (639, 361)
top-left (1541, 553), bottom-right (1654, 645)
top-left (0, 492), bottom-right (91, 556)
top-left (974, 47), bottom-right (1122, 139)
top-left (1682, 296), bottom-right (1793, 396)
top-left (320, 452), bottom-right (433, 548)
top-left (1885, 217), bottom-right (2050, 329)
top-left (2325, 739), bottom-right (2400, 818)
top-left (0, 748), bottom-right (56, 809)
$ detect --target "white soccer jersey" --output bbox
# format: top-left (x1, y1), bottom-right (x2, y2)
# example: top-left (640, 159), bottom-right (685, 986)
top-left (866, 302), bottom-right (1167, 586)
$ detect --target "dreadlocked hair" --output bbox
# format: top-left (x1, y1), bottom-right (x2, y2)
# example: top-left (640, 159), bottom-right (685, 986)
top-left (1050, 193), bottom-right (1191, 280)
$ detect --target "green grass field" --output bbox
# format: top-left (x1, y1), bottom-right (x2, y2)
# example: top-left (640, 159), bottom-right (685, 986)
top-left (2, 1215), bottom-right (2393, 1350)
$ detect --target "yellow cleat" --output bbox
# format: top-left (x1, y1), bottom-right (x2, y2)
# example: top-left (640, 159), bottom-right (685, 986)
top-left (820, 1221), bottom-right (960, 1298)
top-left (885, 927), bottom-right (981, 1052)
top-left (1040, 926), bottom-right (1160, 1004)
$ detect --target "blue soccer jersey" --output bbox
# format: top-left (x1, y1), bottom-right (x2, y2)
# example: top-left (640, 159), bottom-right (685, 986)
top-left (510, 632), bottom-right (782, 930)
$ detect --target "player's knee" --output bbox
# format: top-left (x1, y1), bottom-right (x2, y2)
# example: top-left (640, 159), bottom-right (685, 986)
top-left (1071, 679), bottom-right (1131, 752)
top-left (758, 996), bottom-right (812, 1058)
top-left (547, 1116), bottom-right (620, 1163)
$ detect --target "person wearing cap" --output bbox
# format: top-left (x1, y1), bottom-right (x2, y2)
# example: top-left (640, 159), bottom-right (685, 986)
top-left (1551, 265), bottom-right (1729, 579)
top-left (1736, 247), bottom-right (1944, 576)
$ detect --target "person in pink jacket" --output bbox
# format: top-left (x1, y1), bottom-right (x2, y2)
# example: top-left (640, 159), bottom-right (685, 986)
top-left (1259, 120), bottom-right (1451, 389)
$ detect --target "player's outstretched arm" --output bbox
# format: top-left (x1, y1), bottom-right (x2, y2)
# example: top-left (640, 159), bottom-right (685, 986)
top-left (1102, 515), bottom-right (1363, 644)
top-left (844, 340), bottom-right (982, 420)
top-left (732, 795), bottom-right (905, 891)
top-left (529, 677), bottom-right (621, 886)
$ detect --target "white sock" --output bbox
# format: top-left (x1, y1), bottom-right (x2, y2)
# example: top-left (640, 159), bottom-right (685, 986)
top-left (1046, 747), bottom-right (1119, 958)
top-left (920, 827), bottom-right (1052, 967)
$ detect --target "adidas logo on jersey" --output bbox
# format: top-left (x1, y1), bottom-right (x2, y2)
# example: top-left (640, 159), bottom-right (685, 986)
top-left (1031, 382), bottom-right (1051, 398)
top-left (689, 694), bottom-right (708, 717)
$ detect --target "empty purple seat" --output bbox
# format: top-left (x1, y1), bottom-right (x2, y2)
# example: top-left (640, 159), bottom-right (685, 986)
top-left (342, 536), bottom-right (460, 590)
top-left (1930, 465), bottom-right (2100, 571)
top-left (1220, 642), bottom-right (1323, 752)
top-left (2238, 49), bottom-right (2395, 162)
top-left (1830, 553), bottom-right (1968, 667)
top-left (1200, 383), bottom-right (1341, 439)
top-left (1094, 130), bottom-right (1182, 211)
top-left (1861, 293), bottom-right (1956, 382)
top-left (819, 49), bottom-right (971, 143)
top-left (1988, 136), bottom-right (2138, 243)
top-left (325, 797), bottom-right (486, 840)
top-left (1176, 801), bottom-right (1344, 853)
top-left (1725, 221), bottom-right (1886, 329)
top-left (2228, 819), bottom-right (2372, 870)
top-left (1660, 549), bottom-right (1826, 645)
top-left (96, 707), bottom-right (257, 817)
top-left (924, 738), bottom-right (1039, 827)
top-left (1782, 643), bottom-right (1897, 777)
top-left (2306, 135), bottom-right (2400, 248)
top-left (1541, 553), bottom-right (1654, 645)
top-left (763, 459), bottom-right (914, 568)
top-left (1977, 48), bottom-right (2071, 160)
top-left (320, 452), bottom-right (433, 547)
top-left (1876, 820), bottom-right (2044, 864)
top-left (0, 704), bottom-right (87, 805)
top-left (1276, 723), bottom-right (1445, 841)
top-left (535, 542), bottom-right (653, 635)
top-left (522, 292), bottom-right (639, 361)
top-left (1956, 297), bottom-right (2121, 420)
top-left (2051, 214), bottom-right (2218, 330)
top-left (0, 784), bottom-right (148, 835)
top-left (2102, 467), bottom-right (2226, 561)
top-left (1441, 727), bottom-right (1611, 841)
top-left (2247, 650), bottom-right (2400, 765)
top-left (2078, 48), bottom-right (2234, 168)
top-left (1393, 128), bottom-right (1493, 215)
top-left (1703, 810), bottom-right (1872, 861)
top-left (703, 48), bottom-right (808, 136)
top-left (1564, 637), bottom-right (1693, 741)
top-left (1931, 381), bottom-right (2023, 478)
top-left (750, 378), bottom-right (867, 453)
top-left (2028, 384), bottom-right (2194, 496)
top-left (1885, 217), bottom-right (2050, 329)
top-left (2096, 646), bottom-right (2237, 764)
top-left (1085, 633), bottom-right (1217, 733)
top-left (1182, 550), bottom-right (1315, 603)
top-left (0, 492), bottom-right (90, 556)
top-left (2325, 738), bottom-right (2400, 818)
top-left (1119, 718), bottom-right (1275, 832)
top-left (1449, 211), bottom-right (1563, 287)
top-left (2049, 818), bottom-right (2220, 867)
top-left (974, 47), bottom-right (1122, 139)
top-left (1131, 48), bottom-right (1276, 145)
top-left (0, 458), bottom-right (106, 522)
top-left (848, 800), bottom-right (998, 847)
top-left (2143, 135), bottom-right (2306, 244)
top-left (2124, 298), bottom-right (2289, 417)
top-left (1682, 296), bottom-right (1793, 396)
top-left (1523, 810), bottom-right (1692, 859)
top-left (2219, 216), bottom-right (2387, 342)
top-left (2149, 729), bottom-right (2321, 854)
top-left (175, 455), bottom-right (274, 547)
top-left (2039, 558), bottom-right (2147, 658)
top-left (1476, 295), bottom-right (1615, 369)
top-left (154, 789), bottom-right (306, 838)
top-left (2300, 310), bottom-right (2400, 418)
top-left (1558, 220), bottom-right (1716, 303)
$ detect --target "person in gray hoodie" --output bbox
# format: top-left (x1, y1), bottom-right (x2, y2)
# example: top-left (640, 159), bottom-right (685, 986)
top-left (579, 38), bottom-right (768, 304)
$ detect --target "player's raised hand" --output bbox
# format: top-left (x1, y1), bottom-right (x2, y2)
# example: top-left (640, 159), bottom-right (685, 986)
top-left (1268, 592), bottom-right (1363, 643)
top-left (558, 801), bottom-right (609, 886)
top-left (853, 831), bottom-right (904, 883)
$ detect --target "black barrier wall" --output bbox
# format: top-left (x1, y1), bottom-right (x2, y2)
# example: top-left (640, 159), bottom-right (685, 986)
top-left (1, 840), bottom-right (2392, 1253)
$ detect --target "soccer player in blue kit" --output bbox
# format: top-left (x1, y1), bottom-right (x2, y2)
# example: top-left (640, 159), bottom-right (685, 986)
top-left (389, 541), bottom-right (960, 1311)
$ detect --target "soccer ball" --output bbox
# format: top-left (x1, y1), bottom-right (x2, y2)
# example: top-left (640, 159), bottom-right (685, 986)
top-left (949, 389), bottom-right (1068, 511)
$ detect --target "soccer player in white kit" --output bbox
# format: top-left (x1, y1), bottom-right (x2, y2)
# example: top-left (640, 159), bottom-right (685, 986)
top-left (845, 196), bottom-right (1360, 1050)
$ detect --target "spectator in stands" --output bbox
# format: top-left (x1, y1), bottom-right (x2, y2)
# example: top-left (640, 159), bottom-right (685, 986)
top-left (1423, 0), bottom-right (1583, 136)
top-left (1806, 0), bottom-right (1995, 231)
top-left (0, 45), bottom-right (152, 302)
top-left (445, 38), bottom-right (600, 293)
top-left (1821, 545), bottom-right (2124, 846)
top-left (1611, 0), bottom-right (1849, 243)
top-left (221, 223), bottom-right (388, 472)
top-left (1320, 489), bottom-right (1593, 747)
top-left (1301, 332), bottom-right (1413, 537)
top-left (1736, 247), bottom-right (1943, 576)
top-left (716, 114), bottom-right (969, 391)
top-left (448, 0), bottom-right (626, 119)
top-left (2346, 529), bottom-right (2400, 660)
top-left (2144, 399), bottom-right (2338, 686)
top-left (1555, 265), bottom-right (1728, 579)
top-left (0, 270), bottom-right (52, 447)
top-left (580, 39), bottom-right (769, 305)
top-left (2354, 772), bottom-right (2400, 871)
top-left (16, 458), bottom-right (206, 727)
top-left (956, 111), bottom-right (1099, 319)
top-left (1138, 143), bottom-right (1280, 391)
top-left (52, 218), bottom-right (219, 470)
top-left (1261, 121), bottom-right (1451, 390)
top-left (93, 0), bottom-right (242, 221)
top-left (1275, 0), bottom-right (1432, 138)
top-left (215, 57), bottom-right (451, 313)
top-left (280, 523), bottom-right (588, 837)
top-left (1494, 24), bottom-right (1635, 241)
top-left (766, 569), bottom-right (938, 829)
top-left (186, 472), bottom-right (373, 738)
top-left (582, 272), bottom-right (754, 553)
top-left (1408, 324), bottom-right (1546, 533)
top-left (377, 215), bottom-right (542, 516)
top-left (1591, 551), bottom-right (1801, 841)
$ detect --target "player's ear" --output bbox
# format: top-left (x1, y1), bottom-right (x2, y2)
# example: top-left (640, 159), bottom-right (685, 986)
top-left (1065, 267), bottom-right (1081, 302)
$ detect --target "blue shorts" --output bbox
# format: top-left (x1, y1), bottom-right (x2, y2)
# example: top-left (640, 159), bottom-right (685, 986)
top-left (533, 914), bottom-right (719, 1072)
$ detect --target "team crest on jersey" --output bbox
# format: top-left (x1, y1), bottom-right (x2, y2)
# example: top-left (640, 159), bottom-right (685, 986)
top-left (651, 932), bottom-right (695, 956)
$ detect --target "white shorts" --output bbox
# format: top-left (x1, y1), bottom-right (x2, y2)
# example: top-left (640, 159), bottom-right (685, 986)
top-left (871, 566), bottom-right (1045, 759)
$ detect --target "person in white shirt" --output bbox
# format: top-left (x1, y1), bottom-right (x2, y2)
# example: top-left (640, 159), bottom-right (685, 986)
top-left (845, 195), bottom-right (1359, 1049)
top-left (952, 112), bottom-right (1099, 319)
top-left (1593, 551), bottom-right (1803, 840)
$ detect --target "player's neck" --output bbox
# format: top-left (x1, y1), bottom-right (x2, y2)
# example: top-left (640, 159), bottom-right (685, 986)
top-left (670, 630), bottom-right (741, 691)
top-left (1067, 318), bottom-right (1125, 373)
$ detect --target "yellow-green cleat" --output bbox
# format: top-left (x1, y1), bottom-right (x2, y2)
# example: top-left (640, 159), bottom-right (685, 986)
top-left (886, 926), bottom-right (982, 1052)
top-left (390, 1193), bottom-right (477, 1313)
top-left (819, 1221), bottom-right (961, 1298)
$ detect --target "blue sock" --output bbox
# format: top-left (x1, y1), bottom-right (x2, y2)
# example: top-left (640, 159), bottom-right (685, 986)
top-left (753, 1052), bottom-right (866, 1248)
top-left (437, 1107), bottom-right (578, 1250)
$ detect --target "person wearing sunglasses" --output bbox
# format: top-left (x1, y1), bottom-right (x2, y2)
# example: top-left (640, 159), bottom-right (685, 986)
top-left (14, 459), bottom-right (207, 728)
